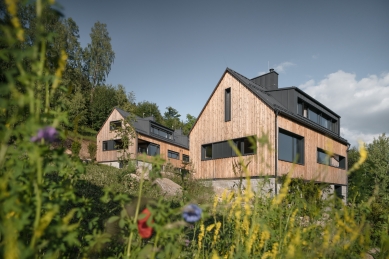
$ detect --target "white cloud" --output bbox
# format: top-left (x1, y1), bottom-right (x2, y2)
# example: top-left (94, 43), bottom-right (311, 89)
top-left (299, 70), bottom-right (389, 147)
top-left (273, 61), bottom-right (295, 73)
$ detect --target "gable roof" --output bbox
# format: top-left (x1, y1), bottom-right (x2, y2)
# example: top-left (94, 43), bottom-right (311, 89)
top-left (189, 67), bottom-right (349, 145)
top-left (104, 107), bottom-right (189, 149)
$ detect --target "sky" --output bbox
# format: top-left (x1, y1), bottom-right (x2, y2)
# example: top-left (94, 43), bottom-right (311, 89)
top-left (60, 0), bottom-right (389, 147)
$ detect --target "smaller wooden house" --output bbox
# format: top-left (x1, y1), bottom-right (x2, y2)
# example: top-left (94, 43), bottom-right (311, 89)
top-left (96, 107), bottom-right (189, 169)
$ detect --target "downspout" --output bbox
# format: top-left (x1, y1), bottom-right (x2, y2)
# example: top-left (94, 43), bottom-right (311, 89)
top-left (274, 109), bottom-right (279, 195)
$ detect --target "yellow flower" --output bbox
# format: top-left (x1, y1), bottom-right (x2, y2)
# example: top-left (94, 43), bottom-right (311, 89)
top-left (212, 222), bottom-right (222, 247)
top-left (198, 223), bottom-right (205, 251)
top-left (348, 141), bottom-right (367, 174)
top-left (206, 224), bottom-right (215, 232)
top-left (272, 174), bottom-right (291, 206)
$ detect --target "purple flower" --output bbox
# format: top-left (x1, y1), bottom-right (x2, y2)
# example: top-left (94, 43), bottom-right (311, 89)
top-left (182, 204), bottom-right (202, 223)
top-left (31, 126), bottom-right (58, 143)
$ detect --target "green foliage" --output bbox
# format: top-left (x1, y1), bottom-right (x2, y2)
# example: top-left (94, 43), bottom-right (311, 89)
top-left (1, 1), bottom-right (388, 258)
top-left (164, 106), bottom-right (182, 129)
top-left (134, 100), bottom-right (164, 124)
top-left (88, 142), bottom-right (97, 161)
top-left (183, 113), bottom-right (197, 135)
top-left (71, 140), bottom-right (81, 157)
top-left (84, 21), bottom-right (115, 88)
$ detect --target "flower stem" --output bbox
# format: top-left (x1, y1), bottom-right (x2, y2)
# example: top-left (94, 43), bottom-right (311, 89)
top-left (126, 165), bottom-right (146, 257)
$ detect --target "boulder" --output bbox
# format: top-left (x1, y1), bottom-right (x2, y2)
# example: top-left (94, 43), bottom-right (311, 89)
top-left (153, 178), bottom-right (182, 197)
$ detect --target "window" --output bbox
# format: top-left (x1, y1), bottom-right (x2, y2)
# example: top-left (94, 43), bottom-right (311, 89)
top-left (234, 137), bottom-right (255, 155)
top-left (317, 148), bottom-right (346, 169)
top-left (102, 139), bottom-right (124, 151)
top-left (110, 121), bottom-right (122, 131)
top-left (151, 125), bottom-right (173, 140)
top-left (148, 144), bottom-right (160, 156)
top-left (202, 144), bottom-right (213, 160)
top-left (334, 185), bottom-right (343, 199)
top-left (278, 129), bottom-right (304, 164)
top-left (201, 136), bottom-right (255, 160)
top-left (183, 154), bottom-right (190, 162)
top-left (168, 150), bottom-right (179, 160)
top-left (225, 88), bottom-right (231, 121)
top-left (297, 99), bottom-right (338, 133)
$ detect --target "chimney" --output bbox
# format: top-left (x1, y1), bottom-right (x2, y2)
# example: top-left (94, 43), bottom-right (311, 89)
top-left (251, 68), bottom-right (278, 90)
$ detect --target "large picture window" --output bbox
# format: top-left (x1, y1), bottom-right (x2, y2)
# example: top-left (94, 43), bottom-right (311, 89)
top-left (317, 148), bottom-right (346, 169)
top-left (201, 136), bottom-right (255, 160)
top-left (102, 139), bottom-right (124, 151)
top-left (278, 129), bottom-right (304, 164)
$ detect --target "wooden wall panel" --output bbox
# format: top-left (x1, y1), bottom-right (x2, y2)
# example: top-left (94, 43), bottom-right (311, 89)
top-left (190, 72), bottom-right (276, 179)
top-left (96, 109), bottom-right (135, 162)
top-left (137, 134), bottom-right (190, 169)
top-left (97, 109), bottom-right (189, 169)
top-left (277, 115), bottom-right (348, 185)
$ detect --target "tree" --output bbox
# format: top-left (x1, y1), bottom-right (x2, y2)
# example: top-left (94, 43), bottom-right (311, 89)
top-left (84, 21), bottom-right (115, 88)
top-left (348, 133), bottom-right (389, 202)
top-left (134, 101), bottom-right (164, 124)
top-left (89, 84), bottom-right (117, 130)
top-left (163, 106), bottom-right (182, 129)
top-left (182, 114), bottom-right (197, 135)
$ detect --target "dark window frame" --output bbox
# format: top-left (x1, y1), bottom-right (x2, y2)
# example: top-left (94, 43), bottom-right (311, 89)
top-left (103, 141), bottom-right (107, 151)
top-left (297, 99), bottom-right (338, 133)
top-left (183, 154), bottom-right (190, 162)
top-left (201, 144), bottom-right (213, 160)
top-left (168, 150), bottom-right (180, 160)
top-left (150, 125), bottom-right (173, 140)
top-left (278, 128), bottom-right (304, 165)
top-left (110, 120), bottom-right (122, 131)
top-left (201, 136), bottom-right (256, 161)
top-left (225, 88), bottom-right (231, 122)
top-left (317, 148), bottom-right (346, 170)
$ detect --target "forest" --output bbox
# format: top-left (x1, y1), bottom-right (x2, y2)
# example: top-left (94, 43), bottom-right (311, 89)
top-left (0, 1), bottom-right (196, 136)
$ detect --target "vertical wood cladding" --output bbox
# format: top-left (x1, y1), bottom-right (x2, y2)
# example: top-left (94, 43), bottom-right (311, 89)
top-left (137, 134), bottom-right (190, 168)
top-left (96, 109), bottom-right (135, 162)
top-left (190, 72), bottom-right (276, 179)
top-left (277, 115), bottom-right (348, 185)
top-left (96, 109), bottom-right (189, 168)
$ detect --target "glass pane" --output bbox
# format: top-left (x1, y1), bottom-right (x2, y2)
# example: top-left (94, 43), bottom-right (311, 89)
top-left (279, 132), bottom-right (293, 162)
top-left (308, 109), bottom-right (318, 123)
top-left (205, 145), bottom-right (212, 159)
top-left (317, 150), bottom-right (328, 164)
top-left (243, 138), bottom-right (254, 154)
top-left (320, 116), bottom-right (328, 128)
top-left (297, 102), bottom-right (302, 115)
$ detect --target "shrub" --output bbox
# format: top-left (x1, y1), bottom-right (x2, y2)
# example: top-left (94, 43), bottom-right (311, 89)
top-left (71, 140), bottom-right (82, 157)
top-left (88, 142), bottom-right (97, 161)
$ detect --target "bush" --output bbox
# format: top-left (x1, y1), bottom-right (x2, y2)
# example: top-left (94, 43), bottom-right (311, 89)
top-left (88, 142), bottom-right (97, 161)
top-left (71, 140), bottom-right (82, 157)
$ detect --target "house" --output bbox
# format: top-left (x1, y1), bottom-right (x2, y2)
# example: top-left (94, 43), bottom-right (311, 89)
top-left (96, 107), bottom-right (190, 169)
top-left (189, 68), bottom-right (349, 199)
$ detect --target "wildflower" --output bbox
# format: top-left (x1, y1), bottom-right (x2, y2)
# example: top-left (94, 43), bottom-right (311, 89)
top-left (137, 208), bottom-right (153, 239)
top-left (182, 204), bottom-right (202, 223)
top-left (31, 126), bottom-right (58, 143)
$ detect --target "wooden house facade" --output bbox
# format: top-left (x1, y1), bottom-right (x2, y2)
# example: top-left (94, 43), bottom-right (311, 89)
top-left (96, 108), bottom-right (190, 169)
top-left (189, 68), bottom-right (349, 199)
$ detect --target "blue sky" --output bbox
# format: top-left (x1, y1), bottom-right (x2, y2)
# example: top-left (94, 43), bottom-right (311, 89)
top-left (60, 0), bottom-right (388, 147)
